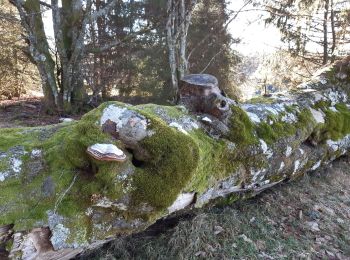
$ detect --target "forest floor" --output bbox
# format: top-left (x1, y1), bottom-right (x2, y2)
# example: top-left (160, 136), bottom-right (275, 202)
top-left (1, 98), bottom-right (350, 260)
top-left (0, 97), bottom-right (81, 128)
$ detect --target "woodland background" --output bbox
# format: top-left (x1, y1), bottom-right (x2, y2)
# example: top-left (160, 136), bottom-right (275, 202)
top-left (0, 0), bottom-right (349, 112)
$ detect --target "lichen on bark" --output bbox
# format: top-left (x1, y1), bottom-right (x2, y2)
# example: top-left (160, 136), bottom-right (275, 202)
top-left (0, 63), bottom-right (350, 256)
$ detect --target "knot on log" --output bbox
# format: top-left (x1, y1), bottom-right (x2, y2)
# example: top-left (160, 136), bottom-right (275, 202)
top-left (179, 74), bottom-right (235, 121)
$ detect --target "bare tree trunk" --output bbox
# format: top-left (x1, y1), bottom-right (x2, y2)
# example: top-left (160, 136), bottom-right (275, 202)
top-left (179, 0), bottom-right (196, 78)
top-left (323, 0), bottom-right (329, 65)
top-left (11, 0), bottom-right (59, 111)
top-left (166, 0), bottom-right (179, 98)
top-left (179, 0), bottom-right (186, 79)
top-left (12, 0), bottom-right (118, 113)
top-left (96, 0), bottom-right (109, 100)
top-left (60, 0), bottom-right (86, 112)
top-left (166, 0), bottom-right (197, 101)
top-left (330, 0), bottom-right (336, 63)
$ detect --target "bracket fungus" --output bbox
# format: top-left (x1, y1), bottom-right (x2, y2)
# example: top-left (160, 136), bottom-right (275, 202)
top-left (87, 144), bottom-right (127, 162)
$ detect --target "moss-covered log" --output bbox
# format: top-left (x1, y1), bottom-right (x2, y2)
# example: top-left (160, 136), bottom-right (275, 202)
top-left (1, 63), bottom-right (350, 258)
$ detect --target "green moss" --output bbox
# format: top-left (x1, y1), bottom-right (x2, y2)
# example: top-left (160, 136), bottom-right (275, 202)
top-left (324, 67), bottom-right (350, 102)
top-left (310, 102), bottom-right (350, 142)
top-left (41, 108), bottom-right (126, 211)
top-left (323, 103), bottom-right (350, 141)
top-left (1, 101), bottom-right (196, 230)
top-left (186, 131), bottom-right (239, 194)
top-left (0, 159), bottom-right (8, 172)
top-left (0, 128), bottom-right (41, 151)
top-left (269, 173), bottom-right (285, 183)
top-left (256, 119), bottom-right (296, 145)
top-left (0, 103), bottom-right (128, 229)
top-left (326, 66), bottom-right (350, 85)
top-left (284, 105), bottom-right (296, 113)
top-left (226, 104), bottom-right (316, 147)
top-left (255, 122), bottom-right (276, 145)
top-left (135, 104), bottom-right (185, 119)
top-left (1, 99), bottom-right (347, 244)
top-left (227, 106), bottom-right (259, 147)
top-left (313, 100), bottom-right (331, 110)
top-left (64, 214), bottom-right (91, 246)
top-left (247, 96), bottom-right (275, 104)
top-left (132, 114), bottom-right (199, 210)
top-left (294, 109), bottom-right (316, 141)
top-left (254, 109), bottom-right (314, 145)
top-left (215, 192), bottom-right (241, 207)
top-left (0, 178), bottom-right (23, 225)
top-left (0, 127), bottom-right (52, 227)
top-left (0, 170), bottom-right (54, 229)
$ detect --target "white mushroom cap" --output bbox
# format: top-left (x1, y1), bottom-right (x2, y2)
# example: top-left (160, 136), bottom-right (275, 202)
top-left (87, 144), bottom-right (126, 162)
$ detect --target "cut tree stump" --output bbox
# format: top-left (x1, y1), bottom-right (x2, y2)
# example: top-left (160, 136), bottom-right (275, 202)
top-left (179, 74), bottom-right (234, 121)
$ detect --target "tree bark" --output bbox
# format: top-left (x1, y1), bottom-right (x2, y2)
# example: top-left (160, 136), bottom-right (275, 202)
top-left (330, 0), bottom-right (336, 63)
top-left (166, 0), bottom-right (179, 98)
top-left (323, 0), bottom-right (329, 65)
top-left (0, 59), bottom-right (350, 257)
top-left (166, 0), bottom-right (197, 101)
top-left (179, 0), bottom-right (187, 79)
top-left (11, 0), bottom-right (118, 113)
top-left (12, 0), bottom-right (59, 111)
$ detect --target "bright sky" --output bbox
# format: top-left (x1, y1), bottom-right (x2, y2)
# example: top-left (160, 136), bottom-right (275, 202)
top-left (227, 0), bottom-right (282, 55)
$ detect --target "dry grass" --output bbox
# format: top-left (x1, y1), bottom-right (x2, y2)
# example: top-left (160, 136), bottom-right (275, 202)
top-left (80, 156), bottom-right (350, 260)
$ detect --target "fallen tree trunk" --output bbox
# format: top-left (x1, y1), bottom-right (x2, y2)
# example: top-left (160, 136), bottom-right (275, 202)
top-left (0, 61), bottom-right (350, 259)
